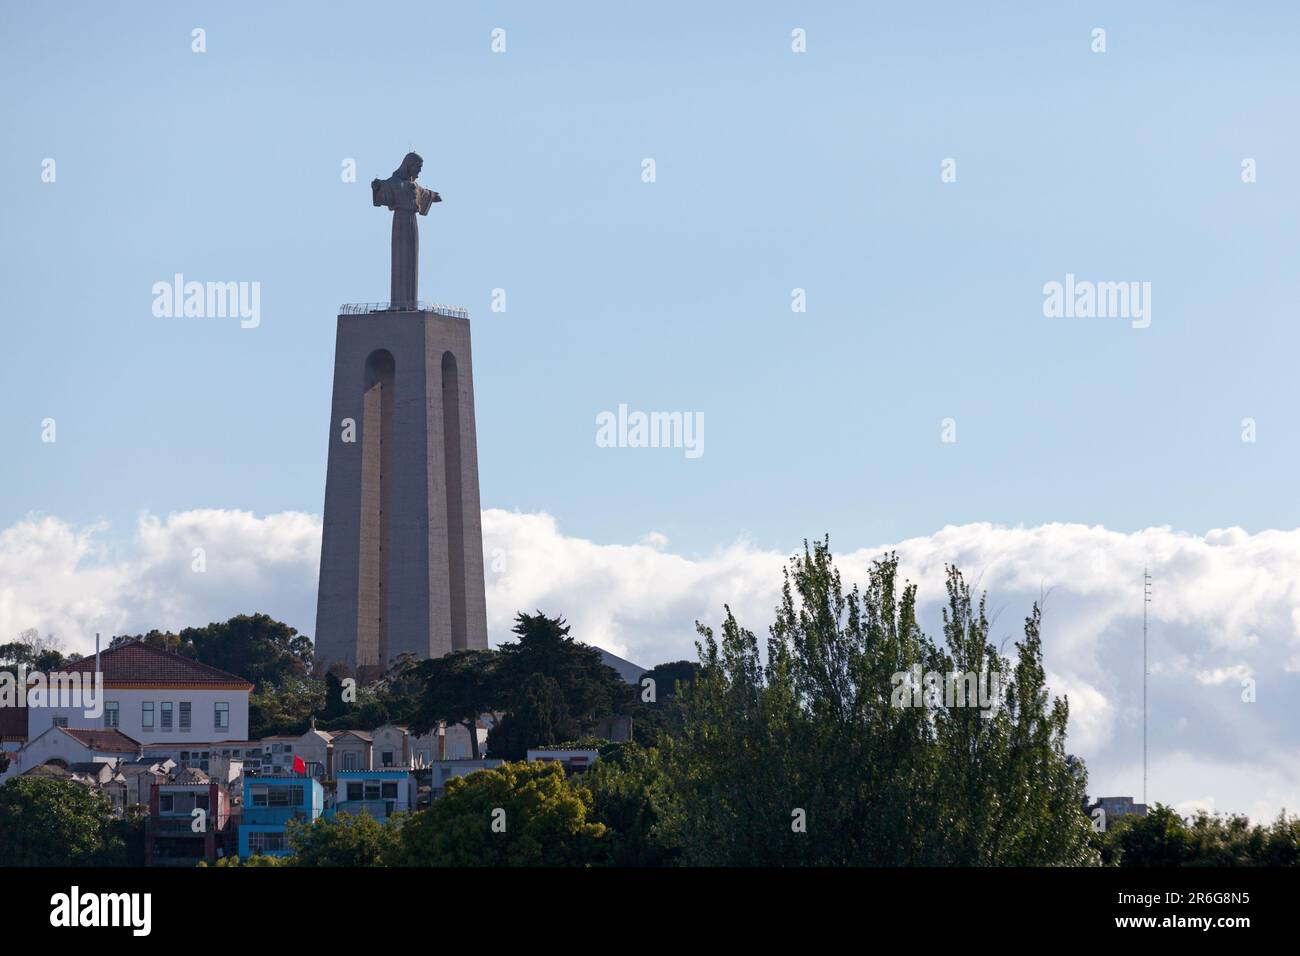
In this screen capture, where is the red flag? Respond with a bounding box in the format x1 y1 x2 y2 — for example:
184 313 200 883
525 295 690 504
292 755 307 775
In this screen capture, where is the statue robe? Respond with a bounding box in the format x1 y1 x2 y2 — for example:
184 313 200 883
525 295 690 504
372 176 437 309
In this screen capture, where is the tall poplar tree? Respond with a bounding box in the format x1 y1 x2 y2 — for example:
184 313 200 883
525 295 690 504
659 538 1096 865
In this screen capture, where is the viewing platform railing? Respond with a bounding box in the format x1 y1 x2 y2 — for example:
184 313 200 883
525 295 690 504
339 302 468 318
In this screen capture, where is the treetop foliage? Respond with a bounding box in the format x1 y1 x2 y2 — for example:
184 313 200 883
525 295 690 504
111 613 313 688
658 538 1096 865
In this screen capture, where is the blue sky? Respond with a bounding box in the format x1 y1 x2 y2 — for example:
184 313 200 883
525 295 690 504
4 2 1299 555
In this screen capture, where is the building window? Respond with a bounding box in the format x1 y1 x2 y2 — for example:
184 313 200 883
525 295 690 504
381 782 398 800
52 716 68 728
251 785 304 808
104 702 119 728
343 753 357 772
158 790 212 816
214 702 229 731
179 702 191 732
248 831 287 854
142 702 154 729
161 702 173 730
347 782 363 801
381 750 394 767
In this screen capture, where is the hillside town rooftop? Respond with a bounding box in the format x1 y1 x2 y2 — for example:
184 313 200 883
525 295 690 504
64 641 253 689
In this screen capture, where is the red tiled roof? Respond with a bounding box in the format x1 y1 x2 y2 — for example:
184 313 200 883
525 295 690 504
62 727 141 752
0 704 26 739
64 642 252 689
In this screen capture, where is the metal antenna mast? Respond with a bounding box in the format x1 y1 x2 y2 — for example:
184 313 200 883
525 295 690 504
1143 568 1152 806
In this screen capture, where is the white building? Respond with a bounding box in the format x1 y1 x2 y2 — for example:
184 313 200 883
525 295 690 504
371 723 410 768
294 721 334 778
334 769 417 820
330 730 373 773
24 641 252 745
255 735 301 774
118 757 174 806
526 747 600 775
410 730 438 768
0 726 141 785
208 740 272 773
443 721 488 760
429 758 503 797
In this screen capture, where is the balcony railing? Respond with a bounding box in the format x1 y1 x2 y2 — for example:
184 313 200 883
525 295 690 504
339 302 468 319
335 799 399 819
149 815 226 834
241 807 312 826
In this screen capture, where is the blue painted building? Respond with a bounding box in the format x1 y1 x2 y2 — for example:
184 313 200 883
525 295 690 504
237 774 324 858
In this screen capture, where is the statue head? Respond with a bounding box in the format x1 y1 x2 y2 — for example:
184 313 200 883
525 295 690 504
395 152 424 181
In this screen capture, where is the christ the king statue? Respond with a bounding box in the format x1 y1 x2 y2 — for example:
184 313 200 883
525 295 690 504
371 152 441 309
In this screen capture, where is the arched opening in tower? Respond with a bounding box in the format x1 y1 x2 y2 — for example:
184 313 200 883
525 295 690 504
360 348 395 670
442 350 468 652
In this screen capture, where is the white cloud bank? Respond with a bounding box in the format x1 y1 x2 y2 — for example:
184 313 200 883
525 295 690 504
2 509 1298 821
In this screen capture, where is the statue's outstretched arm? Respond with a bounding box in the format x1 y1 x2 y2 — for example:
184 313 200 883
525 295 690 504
416 186 442 215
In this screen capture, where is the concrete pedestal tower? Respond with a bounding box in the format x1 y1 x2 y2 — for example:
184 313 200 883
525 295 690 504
314 152 487 676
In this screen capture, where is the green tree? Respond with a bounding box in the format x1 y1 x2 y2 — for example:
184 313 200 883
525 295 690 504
0 777 125 866
248 676 326 739
202 853 283 867
410 648 503 760
248 656 447 739
626 660 701 746
640 660 701 705
1 629 80 674
582 743 678 866
1185 809 1268 866
0 636 38 667
370 654 430 727
285 811 402 866
1102 807 1300 867
114 804 149 866
107 628 186 656
488 673 572 760
658 539 1095 866
1108 804 1193 866
393 760 605 866
1259 812 1300 866
320 668 351 721
113 613 312 688
487 612 628 759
